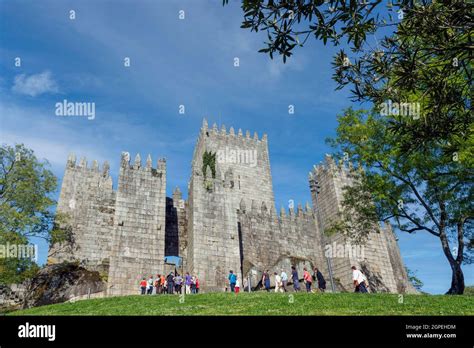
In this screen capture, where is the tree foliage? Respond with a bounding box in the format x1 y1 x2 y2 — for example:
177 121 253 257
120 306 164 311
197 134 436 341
406 267 424 291
0 144 58 284
327 108 472 294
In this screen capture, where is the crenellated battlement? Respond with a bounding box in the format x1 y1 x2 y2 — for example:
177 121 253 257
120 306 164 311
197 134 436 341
66 153 111 177
120 151 166 172
309 154 363 182
200 118 267 144
238 198 313 222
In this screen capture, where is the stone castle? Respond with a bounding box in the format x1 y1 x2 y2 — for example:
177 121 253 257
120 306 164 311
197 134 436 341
48 120 415 296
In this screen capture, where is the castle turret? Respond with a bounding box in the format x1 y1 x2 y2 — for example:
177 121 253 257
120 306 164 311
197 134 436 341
107 152 167 296
186 119 275 291
309 155 411 293
48 154 115 267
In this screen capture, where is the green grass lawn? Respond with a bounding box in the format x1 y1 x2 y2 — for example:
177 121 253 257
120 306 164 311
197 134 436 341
8 292 474 316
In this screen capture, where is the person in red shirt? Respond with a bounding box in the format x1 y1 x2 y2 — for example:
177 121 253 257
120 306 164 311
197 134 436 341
195 276 200 294
139 277 147 295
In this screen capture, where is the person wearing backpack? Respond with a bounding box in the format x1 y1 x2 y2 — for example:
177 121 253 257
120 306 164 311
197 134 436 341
228 270 237 292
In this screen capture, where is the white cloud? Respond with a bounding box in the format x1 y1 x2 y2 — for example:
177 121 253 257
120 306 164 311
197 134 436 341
12 71 59 97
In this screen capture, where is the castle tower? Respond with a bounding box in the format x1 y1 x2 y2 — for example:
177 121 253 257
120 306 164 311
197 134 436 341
107 153 167 296
48 154 115 270
186 120 274 290
309 155 410 292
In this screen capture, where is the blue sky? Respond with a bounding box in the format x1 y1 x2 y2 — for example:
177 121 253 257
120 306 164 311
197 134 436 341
0 0 471 294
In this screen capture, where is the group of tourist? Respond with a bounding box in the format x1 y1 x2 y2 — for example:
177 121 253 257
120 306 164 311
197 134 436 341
141 265 368 295
257 266 327 293
139 272 200 295
227 265 369 293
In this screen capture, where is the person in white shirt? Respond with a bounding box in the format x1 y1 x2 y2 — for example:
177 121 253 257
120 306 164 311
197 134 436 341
280 269 288 292
235 277 241 293
352 266 368 293
147 276 154 295
274 272 283 292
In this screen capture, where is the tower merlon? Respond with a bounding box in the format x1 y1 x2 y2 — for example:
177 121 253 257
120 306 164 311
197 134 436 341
78 156 87 168
102 161 110 177
146 154 152 169
67 153 76 167
91 159 99 171
134 153 141 169
157 157 166 171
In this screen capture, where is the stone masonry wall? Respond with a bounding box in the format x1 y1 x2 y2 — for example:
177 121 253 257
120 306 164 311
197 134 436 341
237 200 328 289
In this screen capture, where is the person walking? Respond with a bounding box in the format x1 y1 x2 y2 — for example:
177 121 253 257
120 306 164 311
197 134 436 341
185 272 192 294
160 274 166 293
139 277 147 295
291 266 300 292
175 273 183 294
303 268 312 293
352 266 368 293
154 274 162 294
228 270 237 292
274 272 283 293
280 269 288 292
313 267 326 293
147 275 154 295
195 276 200 294
262 270 271 292
166 272 175 294
191 275 197 294
235 276 241 293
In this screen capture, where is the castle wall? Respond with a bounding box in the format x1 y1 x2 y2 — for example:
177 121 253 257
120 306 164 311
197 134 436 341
48 154 115 270
237 201 328 289
107 153 167 296
309 155 410 293
382 222 417 293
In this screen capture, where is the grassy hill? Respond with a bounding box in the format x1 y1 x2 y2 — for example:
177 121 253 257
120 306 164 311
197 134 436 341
9 292 474 316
